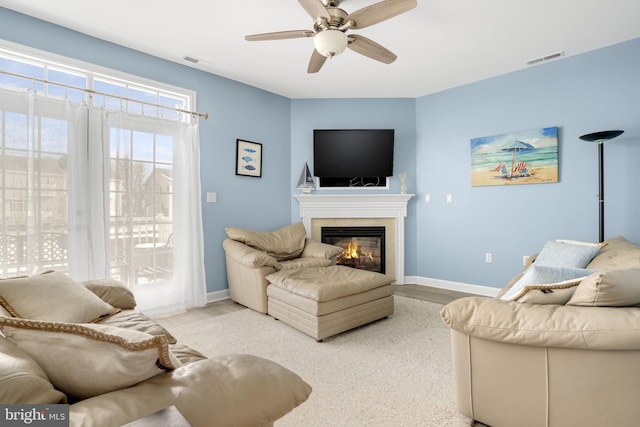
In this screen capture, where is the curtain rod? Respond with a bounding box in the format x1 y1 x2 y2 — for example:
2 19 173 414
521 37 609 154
0 69 208 120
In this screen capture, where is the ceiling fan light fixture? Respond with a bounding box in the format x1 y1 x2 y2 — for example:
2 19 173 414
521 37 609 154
314 29 348 58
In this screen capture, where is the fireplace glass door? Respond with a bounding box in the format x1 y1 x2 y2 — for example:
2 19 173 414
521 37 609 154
321 226 385 273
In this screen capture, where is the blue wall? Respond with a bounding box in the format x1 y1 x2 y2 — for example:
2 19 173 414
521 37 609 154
2 7 639 293
416 38 640 288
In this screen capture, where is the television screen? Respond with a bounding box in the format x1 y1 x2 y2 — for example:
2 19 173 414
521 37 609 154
313 129 394 178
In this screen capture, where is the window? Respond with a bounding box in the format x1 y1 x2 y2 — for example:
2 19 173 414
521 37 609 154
0 43 206 314
109 127 174 285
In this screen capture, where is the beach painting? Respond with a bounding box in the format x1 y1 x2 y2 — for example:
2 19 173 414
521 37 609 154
470 127 558 187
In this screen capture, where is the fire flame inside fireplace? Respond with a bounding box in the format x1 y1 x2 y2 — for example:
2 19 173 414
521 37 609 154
339 241 373 261
322 227 384 273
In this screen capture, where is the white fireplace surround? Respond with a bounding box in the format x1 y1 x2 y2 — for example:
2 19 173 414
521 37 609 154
295 194 414 284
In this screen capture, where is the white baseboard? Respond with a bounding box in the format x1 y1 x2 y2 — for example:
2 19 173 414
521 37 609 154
402 276 500 297
207 289 230 303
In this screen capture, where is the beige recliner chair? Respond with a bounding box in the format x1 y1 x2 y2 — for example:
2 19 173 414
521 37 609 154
222 222 343 313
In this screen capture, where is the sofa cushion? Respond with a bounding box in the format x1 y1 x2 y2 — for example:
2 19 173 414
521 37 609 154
225 222 307 261
300 238 344 259
169 355 312 427
266 265 394 302
440 296 640 350
0 317 181 400
0 305 10 317
534 240 601 268
68 354 312 427
97 310 178 344
169 344 207 365
0 271 119 323
567 267 640 307
82 278 137 309
277 257 333 270
222 238 281 269
500 265 594 304
0 335 67 404
586 236 640 270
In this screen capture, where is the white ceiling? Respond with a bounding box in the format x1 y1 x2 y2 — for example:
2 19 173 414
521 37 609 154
2 0 640 99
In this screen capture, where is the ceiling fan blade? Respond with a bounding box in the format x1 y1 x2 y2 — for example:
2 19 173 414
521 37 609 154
307 49 328 73
347 0 417 29
245 30 314 41
298 0 331 20
347 35 397 64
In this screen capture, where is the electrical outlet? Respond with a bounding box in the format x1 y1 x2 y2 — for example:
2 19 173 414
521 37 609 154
425 194 431 203
206 192 217 203
446 194 453 203
485 252 492 263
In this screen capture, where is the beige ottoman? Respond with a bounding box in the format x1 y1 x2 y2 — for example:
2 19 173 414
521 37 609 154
265 265 395 341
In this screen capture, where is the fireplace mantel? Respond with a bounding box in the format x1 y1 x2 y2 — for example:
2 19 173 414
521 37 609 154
295 194 414 283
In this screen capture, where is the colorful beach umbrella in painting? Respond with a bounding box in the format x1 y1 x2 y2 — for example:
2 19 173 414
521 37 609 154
500 140 535 178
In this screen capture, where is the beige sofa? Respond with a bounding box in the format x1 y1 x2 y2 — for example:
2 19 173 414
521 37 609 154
0 271 311 427
440 236 640 427
223 222 344 313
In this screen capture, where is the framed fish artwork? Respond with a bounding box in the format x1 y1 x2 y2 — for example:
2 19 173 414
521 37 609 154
236 139 262 177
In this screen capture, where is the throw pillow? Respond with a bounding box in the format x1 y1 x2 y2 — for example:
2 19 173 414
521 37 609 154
82 278 137 310
500 265 594 304
0 336 67 404
97 310 178 345
567 267 640 307
300 239 344 259
586 236 640 270
0 317 181 400
276 258 333 270
0 271 119 323
556 239 607 248
534 240 601 268
225 222 307 261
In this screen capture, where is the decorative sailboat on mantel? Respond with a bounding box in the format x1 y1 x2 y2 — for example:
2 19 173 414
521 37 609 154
296 161 315 193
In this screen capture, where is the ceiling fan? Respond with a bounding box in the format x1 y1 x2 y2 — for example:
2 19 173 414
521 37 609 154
245 0 417 73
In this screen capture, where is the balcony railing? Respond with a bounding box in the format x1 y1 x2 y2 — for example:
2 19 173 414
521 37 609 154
1 219 173 283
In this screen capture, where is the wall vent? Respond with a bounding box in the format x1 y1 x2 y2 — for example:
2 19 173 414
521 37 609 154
183 56 200 64
525 51 564 66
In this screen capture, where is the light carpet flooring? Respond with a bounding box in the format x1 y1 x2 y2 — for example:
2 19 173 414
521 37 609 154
156 295 476 426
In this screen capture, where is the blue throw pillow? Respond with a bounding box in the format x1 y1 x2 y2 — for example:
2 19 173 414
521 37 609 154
534 241 601 268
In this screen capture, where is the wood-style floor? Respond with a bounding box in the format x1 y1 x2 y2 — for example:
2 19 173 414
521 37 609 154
154 284 478 327
394 284 477 304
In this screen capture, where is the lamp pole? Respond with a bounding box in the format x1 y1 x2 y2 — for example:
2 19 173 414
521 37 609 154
579 130 624 243
597 142 605 243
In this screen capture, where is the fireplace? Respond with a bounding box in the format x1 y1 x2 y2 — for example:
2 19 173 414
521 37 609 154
321 226 385 273
295 193 413 283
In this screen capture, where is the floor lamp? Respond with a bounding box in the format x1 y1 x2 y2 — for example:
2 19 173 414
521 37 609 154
579 130 624 243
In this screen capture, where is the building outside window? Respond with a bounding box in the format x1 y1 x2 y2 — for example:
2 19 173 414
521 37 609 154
0 45 194 289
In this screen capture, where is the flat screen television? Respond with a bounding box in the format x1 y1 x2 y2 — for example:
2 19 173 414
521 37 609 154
313 129 394 179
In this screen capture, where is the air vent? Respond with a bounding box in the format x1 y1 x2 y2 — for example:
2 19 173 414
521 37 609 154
525 51 564 66
183 56 200 64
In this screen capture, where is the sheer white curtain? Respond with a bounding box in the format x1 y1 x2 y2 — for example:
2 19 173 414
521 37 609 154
104 111 206 314
0 87 206 315
0 88 93 278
